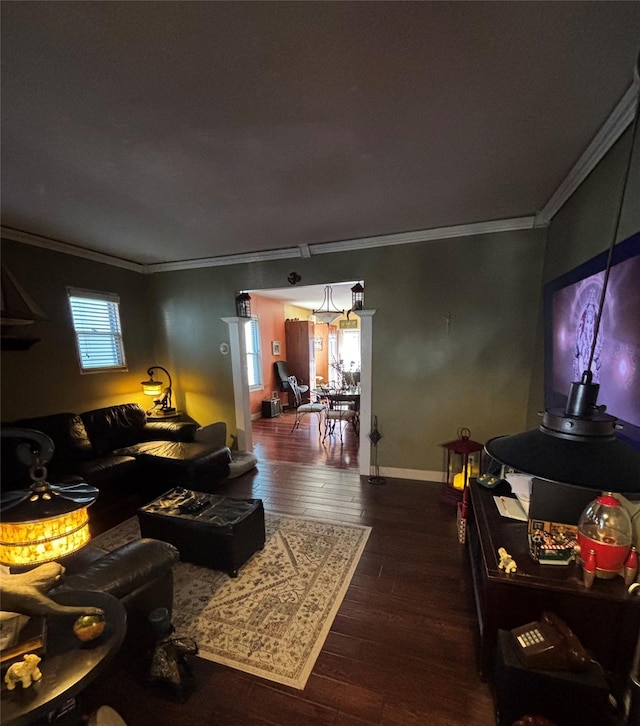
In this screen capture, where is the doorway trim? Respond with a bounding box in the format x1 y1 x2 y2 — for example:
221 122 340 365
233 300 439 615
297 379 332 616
224 308 375 476
222 316 253 452
356 309 376 477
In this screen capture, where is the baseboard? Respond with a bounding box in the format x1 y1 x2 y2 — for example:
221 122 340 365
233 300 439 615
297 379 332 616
376 467 445 483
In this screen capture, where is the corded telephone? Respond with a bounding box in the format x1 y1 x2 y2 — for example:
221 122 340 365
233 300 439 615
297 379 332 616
511 611 591 671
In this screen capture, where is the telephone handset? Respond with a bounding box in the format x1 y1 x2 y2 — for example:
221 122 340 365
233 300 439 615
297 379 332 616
511 611 591 671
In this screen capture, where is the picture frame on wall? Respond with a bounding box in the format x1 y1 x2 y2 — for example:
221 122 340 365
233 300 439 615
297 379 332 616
314 337 323 351
272 341 281 356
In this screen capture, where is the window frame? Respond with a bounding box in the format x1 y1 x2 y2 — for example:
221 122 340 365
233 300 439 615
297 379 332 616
67 287 127 373
245 317 263 391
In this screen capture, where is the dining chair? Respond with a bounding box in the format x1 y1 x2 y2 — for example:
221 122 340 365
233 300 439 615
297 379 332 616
288 376 326 435
322 395 357 445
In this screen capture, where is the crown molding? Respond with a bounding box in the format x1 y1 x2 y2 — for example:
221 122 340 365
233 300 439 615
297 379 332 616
0 226 145 273
2 217 540 274
308 217 538 256
146 216 538 272
537 81 638 225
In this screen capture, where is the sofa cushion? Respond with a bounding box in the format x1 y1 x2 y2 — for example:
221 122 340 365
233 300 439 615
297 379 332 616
75 455 139 486
144 420 197 442
11 412 93 456
81 403 147 457
3 413 93 482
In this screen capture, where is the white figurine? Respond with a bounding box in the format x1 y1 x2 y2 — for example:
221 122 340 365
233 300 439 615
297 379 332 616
4 653 43 689
498 547 517 574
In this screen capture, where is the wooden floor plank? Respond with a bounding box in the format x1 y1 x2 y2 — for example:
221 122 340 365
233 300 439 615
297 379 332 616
82 414 495 725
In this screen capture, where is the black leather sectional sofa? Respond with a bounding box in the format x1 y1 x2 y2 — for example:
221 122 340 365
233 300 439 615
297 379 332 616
2 402 231 533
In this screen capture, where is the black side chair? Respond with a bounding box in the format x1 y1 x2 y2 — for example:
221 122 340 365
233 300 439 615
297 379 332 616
274 361 292 393
274 361 293 409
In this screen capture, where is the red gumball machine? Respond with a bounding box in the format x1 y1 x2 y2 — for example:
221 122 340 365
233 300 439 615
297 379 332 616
576 492 637 588
440 428 483 544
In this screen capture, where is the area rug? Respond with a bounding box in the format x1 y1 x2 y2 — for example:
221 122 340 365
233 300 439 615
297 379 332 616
91 512 371 689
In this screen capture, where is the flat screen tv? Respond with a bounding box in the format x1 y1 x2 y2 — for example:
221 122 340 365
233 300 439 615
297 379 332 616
544 230 640 452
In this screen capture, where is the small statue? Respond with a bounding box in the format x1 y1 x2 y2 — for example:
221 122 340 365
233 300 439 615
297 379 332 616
148 635 198 702
146 608 198 703
4 653 42 690
498 547 517 574
0 563 103 618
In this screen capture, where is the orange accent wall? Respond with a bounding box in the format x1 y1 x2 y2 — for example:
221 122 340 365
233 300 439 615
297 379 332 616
248 294 287 416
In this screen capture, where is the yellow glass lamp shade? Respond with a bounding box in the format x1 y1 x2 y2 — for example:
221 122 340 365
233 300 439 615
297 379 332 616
0 507 92 567
141 378 163 396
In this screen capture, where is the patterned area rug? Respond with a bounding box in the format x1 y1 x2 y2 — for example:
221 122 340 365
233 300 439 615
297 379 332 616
91 512 371 689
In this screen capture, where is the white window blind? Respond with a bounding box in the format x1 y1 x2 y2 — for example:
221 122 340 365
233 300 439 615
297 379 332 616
245 318 262 389
67 288 127 372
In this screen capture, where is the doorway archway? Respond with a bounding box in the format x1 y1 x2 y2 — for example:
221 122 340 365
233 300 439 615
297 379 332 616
224 284 374 476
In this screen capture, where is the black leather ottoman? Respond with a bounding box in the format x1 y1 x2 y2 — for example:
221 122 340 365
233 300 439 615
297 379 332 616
137 487 265 577
113 440 231 491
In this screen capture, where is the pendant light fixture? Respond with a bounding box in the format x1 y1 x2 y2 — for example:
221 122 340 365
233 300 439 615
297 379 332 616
485 53 640 492
313 285 344 325
0 429 98 566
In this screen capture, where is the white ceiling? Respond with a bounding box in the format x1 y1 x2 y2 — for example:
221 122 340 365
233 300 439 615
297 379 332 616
2 2 640 268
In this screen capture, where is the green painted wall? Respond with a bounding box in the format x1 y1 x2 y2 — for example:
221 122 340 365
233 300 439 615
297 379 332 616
1 241 156 419
2 125 636 473
147 228 546 471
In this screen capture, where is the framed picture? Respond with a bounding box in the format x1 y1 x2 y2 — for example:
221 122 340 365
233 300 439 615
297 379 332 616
271 341 281 356
314 337 323 351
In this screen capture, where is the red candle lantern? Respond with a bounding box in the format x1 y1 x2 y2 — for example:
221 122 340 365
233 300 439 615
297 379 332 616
440 428 483 544
441 428 483 505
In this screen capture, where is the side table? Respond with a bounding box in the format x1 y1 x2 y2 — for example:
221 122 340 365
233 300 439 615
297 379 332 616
1 590 127 726
146 411 182 421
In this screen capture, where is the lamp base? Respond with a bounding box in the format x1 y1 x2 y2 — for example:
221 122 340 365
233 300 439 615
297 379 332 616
146 408 180 421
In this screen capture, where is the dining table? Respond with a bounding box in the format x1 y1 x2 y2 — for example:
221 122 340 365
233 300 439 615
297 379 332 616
314 389 360 434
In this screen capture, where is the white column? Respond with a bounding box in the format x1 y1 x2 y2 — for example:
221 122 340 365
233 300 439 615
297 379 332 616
355 309 376 477
222 317 252 452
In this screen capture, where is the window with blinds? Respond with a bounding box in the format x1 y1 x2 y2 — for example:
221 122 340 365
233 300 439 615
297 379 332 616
67 288 127 372
245 317 263 390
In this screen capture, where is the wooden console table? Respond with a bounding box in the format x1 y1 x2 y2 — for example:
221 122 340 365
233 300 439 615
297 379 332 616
466 478 640 702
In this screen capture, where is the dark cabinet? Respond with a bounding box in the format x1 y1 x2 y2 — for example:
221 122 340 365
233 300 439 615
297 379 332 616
285 320 316 388
466 479 640 708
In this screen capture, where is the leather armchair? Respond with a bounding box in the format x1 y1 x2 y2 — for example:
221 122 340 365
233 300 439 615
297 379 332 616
56 538 180 656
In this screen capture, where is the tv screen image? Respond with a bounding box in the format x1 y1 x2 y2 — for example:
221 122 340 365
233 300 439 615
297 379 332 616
544 231 640 451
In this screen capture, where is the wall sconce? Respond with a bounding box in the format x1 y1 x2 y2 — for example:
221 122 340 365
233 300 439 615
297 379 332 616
351 282 364 311
235 292 252 318
141 366 176 415
313 285 344 325
0 429 98 566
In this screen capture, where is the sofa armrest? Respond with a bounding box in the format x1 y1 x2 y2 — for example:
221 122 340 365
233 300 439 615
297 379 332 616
143 421 197 442
56 538 179 599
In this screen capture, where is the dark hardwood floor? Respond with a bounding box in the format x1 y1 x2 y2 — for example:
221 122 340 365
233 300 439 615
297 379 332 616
251 408 360 470
82 411 495 725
